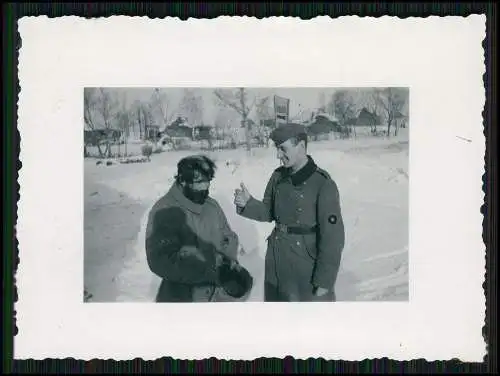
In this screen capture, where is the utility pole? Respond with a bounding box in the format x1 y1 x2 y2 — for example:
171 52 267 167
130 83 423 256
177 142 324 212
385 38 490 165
240 88 251 152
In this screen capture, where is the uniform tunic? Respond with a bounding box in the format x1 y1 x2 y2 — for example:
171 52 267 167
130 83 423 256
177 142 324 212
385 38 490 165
145 183 240 302
237 155 345 302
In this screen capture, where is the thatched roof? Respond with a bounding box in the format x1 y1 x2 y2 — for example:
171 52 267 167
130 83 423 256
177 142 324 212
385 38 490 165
356 108 382 126
307 115 340 135
314 111 337 122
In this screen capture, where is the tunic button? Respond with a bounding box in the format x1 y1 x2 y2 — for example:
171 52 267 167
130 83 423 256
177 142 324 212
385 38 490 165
297 208 302 212
296 241 301 246
300 194 304 198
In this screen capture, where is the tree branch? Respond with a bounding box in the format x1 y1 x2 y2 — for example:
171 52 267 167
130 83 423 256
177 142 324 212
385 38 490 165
214 89 244 116
84 89 97 130
246 95 257 116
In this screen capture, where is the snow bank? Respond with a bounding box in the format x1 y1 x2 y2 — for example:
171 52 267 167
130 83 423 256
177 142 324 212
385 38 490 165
92 135 409 302
114 201 161 302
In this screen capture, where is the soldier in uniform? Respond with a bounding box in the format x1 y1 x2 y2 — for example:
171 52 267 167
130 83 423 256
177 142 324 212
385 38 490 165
145 155 252 302
234 123 345 302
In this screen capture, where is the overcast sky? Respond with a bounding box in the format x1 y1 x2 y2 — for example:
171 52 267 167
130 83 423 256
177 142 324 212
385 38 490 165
94 87 408 126
103 87 340 124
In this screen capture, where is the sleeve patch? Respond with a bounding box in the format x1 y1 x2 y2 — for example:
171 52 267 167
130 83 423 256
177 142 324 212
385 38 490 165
328 215 337 224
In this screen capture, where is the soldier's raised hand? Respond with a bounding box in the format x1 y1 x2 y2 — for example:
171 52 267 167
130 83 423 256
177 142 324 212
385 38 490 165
234 182 251 207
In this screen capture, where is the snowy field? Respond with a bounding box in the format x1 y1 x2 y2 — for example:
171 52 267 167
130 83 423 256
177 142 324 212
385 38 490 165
84 129 409 303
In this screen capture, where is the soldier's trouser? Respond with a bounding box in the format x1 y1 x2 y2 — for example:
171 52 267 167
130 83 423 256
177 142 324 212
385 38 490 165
265 248 336 302
265 230 338 302
264 282 289 302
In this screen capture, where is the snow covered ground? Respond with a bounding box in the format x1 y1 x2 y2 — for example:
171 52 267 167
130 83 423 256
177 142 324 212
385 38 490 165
84 129 409 302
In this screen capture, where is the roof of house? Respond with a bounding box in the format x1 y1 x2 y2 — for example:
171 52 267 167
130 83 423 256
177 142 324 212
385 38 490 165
356 107 382 125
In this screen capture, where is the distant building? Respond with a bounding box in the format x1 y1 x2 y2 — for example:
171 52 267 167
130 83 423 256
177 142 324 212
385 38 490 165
193 125 214 140
307 113 340 136
290 108 318 125
163 117 194 139
84 129 122 146
356 108 382 126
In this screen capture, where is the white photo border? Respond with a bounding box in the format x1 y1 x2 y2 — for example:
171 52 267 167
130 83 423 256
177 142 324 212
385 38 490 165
16 15 486 361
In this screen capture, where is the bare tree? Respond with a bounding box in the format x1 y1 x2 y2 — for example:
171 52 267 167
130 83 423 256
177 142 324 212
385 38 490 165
96 88 120 157
354 88 383 134
142 103 155 141
214 104 240 149
179 89 204 127
214 88 256 152
83 88 105 158
84 88 119 158
374 87 408 137
331 89 357 138
332 89 356 125
255 96 272 125
137 103 143 140
325 97 336 118
214 107 232 139
254 96 273 147
146 101 160 145
84 88 97 130
130 100 154 141
366 94 381 133
150 88 177 131
318 91 327 112
116 91 133 157
130 100 143 140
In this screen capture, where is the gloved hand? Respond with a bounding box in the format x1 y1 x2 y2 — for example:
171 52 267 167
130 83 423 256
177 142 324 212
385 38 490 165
215 252 241 272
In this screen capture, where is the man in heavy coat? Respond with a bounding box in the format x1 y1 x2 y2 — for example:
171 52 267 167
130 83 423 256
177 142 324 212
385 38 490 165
234 123 346 302
145 155 248 302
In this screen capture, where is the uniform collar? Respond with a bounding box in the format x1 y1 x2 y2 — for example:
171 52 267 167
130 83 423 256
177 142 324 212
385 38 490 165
284 155 317 186
168 182 204 214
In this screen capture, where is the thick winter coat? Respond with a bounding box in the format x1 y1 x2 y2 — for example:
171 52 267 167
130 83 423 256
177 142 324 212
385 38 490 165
237 155 345 302
145 183 240 302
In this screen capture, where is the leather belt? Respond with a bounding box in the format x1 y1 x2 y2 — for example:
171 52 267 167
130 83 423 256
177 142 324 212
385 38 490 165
275 223 318 235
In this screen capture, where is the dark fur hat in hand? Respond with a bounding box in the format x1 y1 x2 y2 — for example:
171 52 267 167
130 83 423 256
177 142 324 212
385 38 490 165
217 260 253 299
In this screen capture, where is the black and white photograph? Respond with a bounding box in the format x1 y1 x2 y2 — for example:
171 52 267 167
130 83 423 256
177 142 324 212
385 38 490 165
16 15 486 361
83 87 410 303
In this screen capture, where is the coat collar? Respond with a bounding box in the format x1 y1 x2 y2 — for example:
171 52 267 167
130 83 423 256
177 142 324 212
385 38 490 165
168 182 204 214
281 155 318 186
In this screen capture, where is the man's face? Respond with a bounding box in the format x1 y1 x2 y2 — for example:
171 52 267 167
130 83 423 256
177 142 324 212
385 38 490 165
187 169 211 191
276 138 304 168
181 169 211 204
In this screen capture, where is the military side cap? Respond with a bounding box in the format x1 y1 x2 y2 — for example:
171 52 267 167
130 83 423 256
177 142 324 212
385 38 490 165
270 123 307 145
217 261 254 299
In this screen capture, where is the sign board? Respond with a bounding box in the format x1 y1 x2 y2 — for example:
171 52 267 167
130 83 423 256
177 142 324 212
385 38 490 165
273 95 290 125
